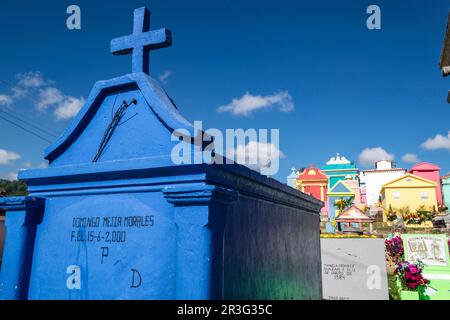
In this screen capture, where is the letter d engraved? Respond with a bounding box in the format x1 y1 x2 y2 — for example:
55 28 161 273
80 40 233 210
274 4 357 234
131 269 142 288
66 265 81 290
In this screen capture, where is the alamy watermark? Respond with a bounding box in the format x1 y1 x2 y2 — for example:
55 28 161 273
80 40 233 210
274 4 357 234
366 265 382 290
66 5 81 30
170 121 282 176
65 5 381 31
366 5 381 30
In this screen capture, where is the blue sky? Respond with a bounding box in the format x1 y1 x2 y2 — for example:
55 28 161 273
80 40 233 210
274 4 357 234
0 0 449 182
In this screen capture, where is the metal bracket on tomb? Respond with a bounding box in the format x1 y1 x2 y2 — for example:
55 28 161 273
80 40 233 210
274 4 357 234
92 98 138 163
162 185 239 206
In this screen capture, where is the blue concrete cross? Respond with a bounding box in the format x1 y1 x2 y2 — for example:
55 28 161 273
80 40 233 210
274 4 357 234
111 7 172 75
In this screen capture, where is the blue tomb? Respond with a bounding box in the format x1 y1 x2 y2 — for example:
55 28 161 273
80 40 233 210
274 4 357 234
0 7 323 300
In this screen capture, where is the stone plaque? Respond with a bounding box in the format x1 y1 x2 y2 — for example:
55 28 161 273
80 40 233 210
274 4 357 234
403 234 449 267
321 238 389 300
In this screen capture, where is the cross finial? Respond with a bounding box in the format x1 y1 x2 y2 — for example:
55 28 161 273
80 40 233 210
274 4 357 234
111 7 172 75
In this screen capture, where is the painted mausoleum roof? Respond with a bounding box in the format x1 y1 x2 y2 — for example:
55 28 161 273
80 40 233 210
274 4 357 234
298 165 327 181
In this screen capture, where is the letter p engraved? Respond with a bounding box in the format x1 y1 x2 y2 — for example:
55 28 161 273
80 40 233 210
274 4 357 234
101 247 109 264
66 265 81 290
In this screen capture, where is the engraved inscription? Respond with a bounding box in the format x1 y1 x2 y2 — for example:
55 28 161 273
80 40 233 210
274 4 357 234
323 263 356 281
70 215 155 244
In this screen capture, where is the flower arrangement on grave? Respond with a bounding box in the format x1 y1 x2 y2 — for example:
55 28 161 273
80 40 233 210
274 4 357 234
397 206 411 222
395 261 429 292
385 236 404 264
401 205 437 225
385 205 397 222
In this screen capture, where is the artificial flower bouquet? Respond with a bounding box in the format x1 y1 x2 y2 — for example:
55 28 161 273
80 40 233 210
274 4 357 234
385 236 404 265
395 261 430 300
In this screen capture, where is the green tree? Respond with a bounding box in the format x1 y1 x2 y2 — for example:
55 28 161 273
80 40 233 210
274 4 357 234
334 197 352 213
0 179 28 196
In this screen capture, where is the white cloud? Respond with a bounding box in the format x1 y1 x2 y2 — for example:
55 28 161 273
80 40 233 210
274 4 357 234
5 171 18 181
358 147 394 167
0 72 84 120
36 86 84 120
158 70 173 84
226 141 285 173
20 161 47 170
36 87 85 120
217 91 294 117
16 71 46 88
37 87 64 110
11 86 27 98
37 87 84 120
0 161 48 181
401 153 420 164
37 161 48 168
421 131 450 151
11 71 46 99
0 170 19 181
22 161 32 168
0 149 21 165
0 94 12 106
54 96 85 120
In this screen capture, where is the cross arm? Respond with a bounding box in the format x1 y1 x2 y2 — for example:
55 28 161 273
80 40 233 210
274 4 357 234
111 28 172 55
